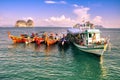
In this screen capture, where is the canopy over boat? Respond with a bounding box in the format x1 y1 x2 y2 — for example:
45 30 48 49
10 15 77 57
67 28 82 34
67 28 100 34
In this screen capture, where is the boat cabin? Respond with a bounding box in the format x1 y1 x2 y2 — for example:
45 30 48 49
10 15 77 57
67 28 101 46
84 29 101 45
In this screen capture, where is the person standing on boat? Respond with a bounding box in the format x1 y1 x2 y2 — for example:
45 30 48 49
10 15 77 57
61 34 66 45
31 33 35 38
92 33 96 43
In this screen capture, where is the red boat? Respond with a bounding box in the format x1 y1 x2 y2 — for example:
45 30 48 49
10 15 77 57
8 32 33 44
34 36 44 45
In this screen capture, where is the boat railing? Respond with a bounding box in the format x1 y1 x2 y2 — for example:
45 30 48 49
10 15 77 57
87 43 105 48
73 25 93 33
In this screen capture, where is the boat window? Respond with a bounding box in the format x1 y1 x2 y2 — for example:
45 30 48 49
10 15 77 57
89 33 92 38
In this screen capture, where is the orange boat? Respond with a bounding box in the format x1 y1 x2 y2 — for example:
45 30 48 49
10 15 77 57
34 36 44 45
45 35 58 46
45 38 58 46
8 32 32 44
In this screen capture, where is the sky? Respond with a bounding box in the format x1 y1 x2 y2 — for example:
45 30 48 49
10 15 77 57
0 0 120 28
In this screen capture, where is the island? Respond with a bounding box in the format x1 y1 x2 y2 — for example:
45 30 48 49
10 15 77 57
15 19 34 27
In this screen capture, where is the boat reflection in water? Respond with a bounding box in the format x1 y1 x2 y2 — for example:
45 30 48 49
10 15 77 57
8 42 59 56
71 45 108 79
100 56 107 78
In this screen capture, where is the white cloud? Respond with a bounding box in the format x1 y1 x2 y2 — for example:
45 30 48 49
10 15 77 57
45 1 56 4
73 4 79 7
39 6 104 27
73 6 90 23
45 0 66 4
92 16 102 25
40 15 75 27
73 6 104 26
47 15 68 21
23 17 33 21
73 4 83 8
27 17 34 20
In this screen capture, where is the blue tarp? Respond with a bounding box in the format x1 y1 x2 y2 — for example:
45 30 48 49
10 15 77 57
67 28 81 34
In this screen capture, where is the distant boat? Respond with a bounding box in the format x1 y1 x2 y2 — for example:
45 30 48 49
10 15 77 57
67 22 109 56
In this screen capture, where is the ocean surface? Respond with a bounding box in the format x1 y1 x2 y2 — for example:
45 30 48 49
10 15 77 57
0 27 120 80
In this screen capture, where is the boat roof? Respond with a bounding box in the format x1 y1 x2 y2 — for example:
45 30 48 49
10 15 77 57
67 28 82 34
85 29 100 33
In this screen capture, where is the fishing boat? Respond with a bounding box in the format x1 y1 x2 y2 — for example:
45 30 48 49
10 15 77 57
45 37 58 46
44 33 58 46
67 22 109 56
34 36 44 45
58 34 70 47
8 32 33 44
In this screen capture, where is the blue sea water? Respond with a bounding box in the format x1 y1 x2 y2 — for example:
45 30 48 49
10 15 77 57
0 27 120 80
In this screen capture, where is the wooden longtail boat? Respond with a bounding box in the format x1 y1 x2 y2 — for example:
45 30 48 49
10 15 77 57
34 37 44 45
8 32 33 44
45 38 58 46
45 35 58 46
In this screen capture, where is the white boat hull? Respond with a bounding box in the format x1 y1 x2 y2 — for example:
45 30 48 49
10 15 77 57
73 42 107 56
